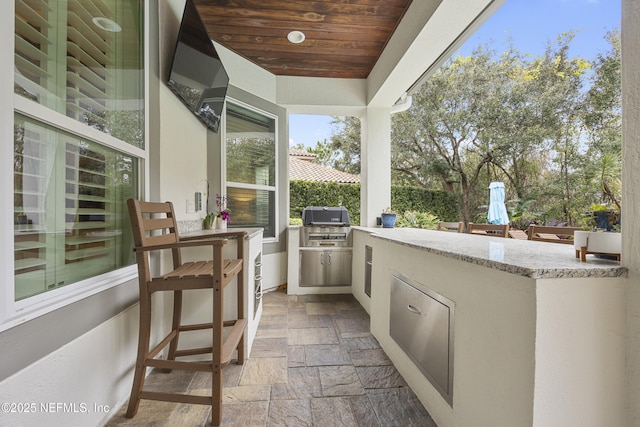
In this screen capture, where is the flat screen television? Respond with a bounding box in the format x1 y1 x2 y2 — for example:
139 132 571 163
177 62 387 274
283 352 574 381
167 0 229 133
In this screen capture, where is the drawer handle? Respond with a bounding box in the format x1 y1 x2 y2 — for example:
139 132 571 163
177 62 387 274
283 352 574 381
255 275 262 281
407 304 421 315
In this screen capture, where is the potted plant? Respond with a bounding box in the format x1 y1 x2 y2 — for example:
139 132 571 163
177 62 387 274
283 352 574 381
585 203 620 232
381 207 397 228
203 212 216 230
202 194 231 230
214 194 230 229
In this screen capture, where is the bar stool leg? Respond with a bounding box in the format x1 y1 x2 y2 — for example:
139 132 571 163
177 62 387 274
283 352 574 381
126 291 152 417
211 284 223 426
167 290 183 368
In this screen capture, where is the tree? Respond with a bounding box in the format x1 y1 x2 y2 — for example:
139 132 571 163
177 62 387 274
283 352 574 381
391 44 551 224
323 30 621 226
291 117 361 175
390 32 610 226
526 33 591 224
327 116 361 175
583 30 622 210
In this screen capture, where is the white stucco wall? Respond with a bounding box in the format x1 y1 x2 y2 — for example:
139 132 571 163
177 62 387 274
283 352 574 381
622 1 640 425
216 43 277 105
367 234 536 427
533 278 626 427
159 0 209 219
0 302 140 426
361 108 392 226
359 229 627 427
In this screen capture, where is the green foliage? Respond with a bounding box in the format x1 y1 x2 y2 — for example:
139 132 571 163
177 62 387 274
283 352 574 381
302 117 361 175
203 213 216 229
389 30 620 227
395 211 440 229
505 198 539 230
391 186 458 221
227 137 275 185
289 180 459 225
327 117 361 175
289 180 362 224
293 31 621 229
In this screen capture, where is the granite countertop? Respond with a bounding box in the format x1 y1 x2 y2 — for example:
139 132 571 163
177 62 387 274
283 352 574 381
353 226 626 279
181 227 263 241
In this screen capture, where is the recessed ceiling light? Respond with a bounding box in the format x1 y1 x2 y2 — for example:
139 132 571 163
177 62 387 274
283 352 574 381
287 30 305 44
92 17 122 33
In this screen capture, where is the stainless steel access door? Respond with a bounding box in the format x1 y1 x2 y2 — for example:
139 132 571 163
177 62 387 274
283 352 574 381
299 248 352 287
299 249 324 287
324 249 352 286
390 273 455 405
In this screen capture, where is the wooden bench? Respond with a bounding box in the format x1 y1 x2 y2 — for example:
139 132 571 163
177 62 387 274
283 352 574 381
467 223 509 238
437 221 464 233
527 225 583 244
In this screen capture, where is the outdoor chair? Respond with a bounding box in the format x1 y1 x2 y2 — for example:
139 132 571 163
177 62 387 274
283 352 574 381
437 221 464 233
125 199 246 426
508 228 529 240
527 225 583 244
467 223 509 238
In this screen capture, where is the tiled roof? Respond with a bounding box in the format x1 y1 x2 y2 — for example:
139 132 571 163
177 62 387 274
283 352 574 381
289 147 317 159
289 156 360 183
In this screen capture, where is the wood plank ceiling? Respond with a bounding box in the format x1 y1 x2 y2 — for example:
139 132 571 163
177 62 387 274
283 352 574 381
193 0 415 79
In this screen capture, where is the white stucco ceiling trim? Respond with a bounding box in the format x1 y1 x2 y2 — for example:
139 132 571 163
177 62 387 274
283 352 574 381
367 0 506 108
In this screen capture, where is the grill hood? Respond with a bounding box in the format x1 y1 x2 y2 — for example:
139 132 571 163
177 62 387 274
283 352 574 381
302 206 350 227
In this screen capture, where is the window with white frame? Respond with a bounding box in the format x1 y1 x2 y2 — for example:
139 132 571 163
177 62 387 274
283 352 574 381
225 101 277 239
12 0 143 303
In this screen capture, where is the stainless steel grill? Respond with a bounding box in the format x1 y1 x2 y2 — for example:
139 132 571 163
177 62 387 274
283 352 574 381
300 226 352 248
299 206 352 287
302 206 350 227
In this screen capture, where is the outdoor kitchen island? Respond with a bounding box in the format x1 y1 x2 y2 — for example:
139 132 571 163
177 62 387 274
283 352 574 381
350 227 627 427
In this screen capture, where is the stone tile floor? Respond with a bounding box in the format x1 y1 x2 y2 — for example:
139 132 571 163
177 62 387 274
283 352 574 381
105 290 437 426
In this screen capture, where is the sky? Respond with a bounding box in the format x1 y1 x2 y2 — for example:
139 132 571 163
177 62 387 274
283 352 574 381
289 0 621 149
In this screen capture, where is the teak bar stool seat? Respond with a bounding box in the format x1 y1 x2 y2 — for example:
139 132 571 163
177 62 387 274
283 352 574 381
125 199 246 426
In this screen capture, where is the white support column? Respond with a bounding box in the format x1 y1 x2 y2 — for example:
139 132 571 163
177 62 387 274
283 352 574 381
360 107 392 226
622 0 640 424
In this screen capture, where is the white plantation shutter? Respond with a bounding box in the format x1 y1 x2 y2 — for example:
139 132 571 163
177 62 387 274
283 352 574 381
14 116 137 300
15 0 143 147
13 118 54 299
12 0 142 302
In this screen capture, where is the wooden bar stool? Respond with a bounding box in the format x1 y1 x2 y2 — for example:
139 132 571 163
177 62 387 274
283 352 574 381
125 199 246 426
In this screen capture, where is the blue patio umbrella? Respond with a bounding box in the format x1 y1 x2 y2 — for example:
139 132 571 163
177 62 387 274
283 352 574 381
488 181 510 225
